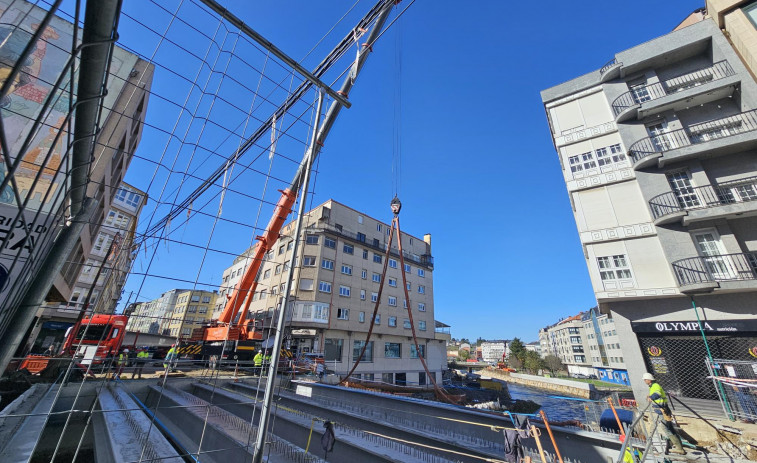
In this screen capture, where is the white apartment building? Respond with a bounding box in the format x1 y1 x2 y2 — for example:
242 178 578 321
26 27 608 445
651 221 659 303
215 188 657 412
541 16 757 406
126 289 186 335
480 340 507 363
582 308 629 385
539 314 593 377
218 199 447 386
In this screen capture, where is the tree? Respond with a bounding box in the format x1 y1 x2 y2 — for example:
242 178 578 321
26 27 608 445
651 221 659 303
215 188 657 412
458 349 470 360
509 338 526 363
523 350 545 374
508 355 523 370
476 337 486 346
543 355 565 375
459 338 471 345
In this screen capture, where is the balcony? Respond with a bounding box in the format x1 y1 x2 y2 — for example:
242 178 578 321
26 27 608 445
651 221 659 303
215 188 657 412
628 109 757 169
612 61 735 121
648 176 757 225
599 58 622 82
318 224 434 269
672 252 757 293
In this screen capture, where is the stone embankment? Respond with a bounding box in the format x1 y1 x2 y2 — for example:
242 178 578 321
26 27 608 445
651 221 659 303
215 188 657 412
480 368 596 399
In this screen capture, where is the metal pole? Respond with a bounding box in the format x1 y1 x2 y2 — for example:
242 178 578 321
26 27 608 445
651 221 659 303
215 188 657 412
252 91 324 463
70 0 121 216
198 0 350 109
0 198 97 375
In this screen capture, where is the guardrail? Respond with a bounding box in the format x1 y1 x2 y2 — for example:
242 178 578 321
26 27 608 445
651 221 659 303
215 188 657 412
648 176 757 220
672 252 757 286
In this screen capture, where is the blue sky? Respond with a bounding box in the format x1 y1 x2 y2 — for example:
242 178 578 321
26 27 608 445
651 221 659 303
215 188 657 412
112 0 704 342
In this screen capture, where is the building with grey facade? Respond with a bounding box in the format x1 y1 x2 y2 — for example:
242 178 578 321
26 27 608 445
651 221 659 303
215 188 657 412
538 313 593 377
217 199 447 386
582 308 629 385
541 17 757 406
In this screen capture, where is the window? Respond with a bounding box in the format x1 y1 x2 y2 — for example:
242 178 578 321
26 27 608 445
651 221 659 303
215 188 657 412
341 265 352 275
287 241 294 251
357 232 366 243
403 299 407 308
303 256 316 267
388 316 397 327
404 264 411 273
324 237 336 249
574 355 586 363
275 264 282 275
322 259 334 270
568 152 596 173
418 303 425 312
373 238 380 247
202 296 211 303
373 253 382 263
337 308 349 320
667 171 700 209
353 340 373 362
597 255 632 280
410 344 425 358
188 305 197 313
299 278 314 291
339 285 351 297
284 260 290 271
362 249 368 259
198 307 207 314
278 245 285 255
406 282 411 290
595 144 626 166
570 336 581 344
263 269 271 279
343 244 354 254
417 268 425 277
388 296 397 306
418 285 425 294
325 338 343 361
377 223 382 232
114 187 141 208
359 311 365 323
389 258 398 269
371 292 378 302
374 314 381 324
361 269 367 279
385 342 401 358
360 289 366 300
572 346 584 353
191 295 200 302
306 235 319 245
388 278 397 287
419 321 426 331
260 289 267 299
403 319 411 329
745 1 757 28
318 281 332 293
372 273 381 283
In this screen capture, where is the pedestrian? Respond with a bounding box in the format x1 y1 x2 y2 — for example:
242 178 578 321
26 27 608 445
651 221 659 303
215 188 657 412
253 350 263 375
643 372 685 455
45 343 56 357
164 344 177 371
113 348 129 380
132 348 149 379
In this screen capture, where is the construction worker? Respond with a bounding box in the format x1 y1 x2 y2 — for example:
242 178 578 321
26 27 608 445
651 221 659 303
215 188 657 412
264 350 272 370
253 350 263 375
113 348 129 380
132 348 149 379
164 344 177 371
643 372 685 455
619 435 643 462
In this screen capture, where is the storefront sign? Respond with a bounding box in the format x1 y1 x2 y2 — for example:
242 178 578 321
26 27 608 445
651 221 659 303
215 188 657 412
650 357 668 374
647 346 662 357
632 319 757 334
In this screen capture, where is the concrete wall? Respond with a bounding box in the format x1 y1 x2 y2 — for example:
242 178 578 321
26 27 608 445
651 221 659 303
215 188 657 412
481 368 596 399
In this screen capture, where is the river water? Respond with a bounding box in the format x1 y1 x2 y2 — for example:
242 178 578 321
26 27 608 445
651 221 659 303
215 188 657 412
507 382 598 422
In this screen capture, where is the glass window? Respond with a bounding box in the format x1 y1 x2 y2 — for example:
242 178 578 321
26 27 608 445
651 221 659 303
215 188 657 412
343 244 354 254
374 314 380 324
372 273 381 283
385 342 401 358
371 292 378 303
263 269 271 279
357 232 366 243
388 278 397 287
410 344 426 358
417 268 425 277
373 253 382 263
359 311 365 323
353 340 373 362
597 254 632 281
362 249 368 259
388 316 397 327
568 151 597 173
325 338 343 361
403 319 411 329
306 235 319 245
388 296 397 306
418 303 425 311
337 308 349 320
339 286 351 297
278 245 286 255
360 289 366 300
322 259 334 270
744 2 757 28
419 321 426 331
287 241 294 251
324 237 336 249
318 281 332 293
418 285 425 294
389 259 398 268
341 265 352 275
377 223 382 232
275 264 282 275
299 278 314 291
404 263 411 273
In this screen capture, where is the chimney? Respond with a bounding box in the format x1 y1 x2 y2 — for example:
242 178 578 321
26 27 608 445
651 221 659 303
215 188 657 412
423 233 431 246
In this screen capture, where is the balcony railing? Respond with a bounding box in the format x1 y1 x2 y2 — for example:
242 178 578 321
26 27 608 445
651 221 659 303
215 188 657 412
672 252 757 286
612 61 734 117
628 108 757 165
648 176 757 220
317 224 434 269
600 58 621 76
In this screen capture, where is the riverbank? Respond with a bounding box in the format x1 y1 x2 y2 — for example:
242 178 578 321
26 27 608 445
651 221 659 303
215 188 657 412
480 368 596 399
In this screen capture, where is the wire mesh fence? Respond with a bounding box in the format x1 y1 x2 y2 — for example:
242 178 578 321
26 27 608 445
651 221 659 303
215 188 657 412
706 357 757 422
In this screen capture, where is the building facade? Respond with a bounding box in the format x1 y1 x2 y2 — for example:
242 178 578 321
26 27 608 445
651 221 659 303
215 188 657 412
126 289 185 335
582 308 629 385
218 199 446 386
539 314 594 377
707 1 757 77
541 17 757 404
163 290 218 338
480 340 508 363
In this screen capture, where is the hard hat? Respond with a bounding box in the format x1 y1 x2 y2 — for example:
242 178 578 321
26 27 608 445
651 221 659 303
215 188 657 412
123 348 129 353
642 373 655 381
